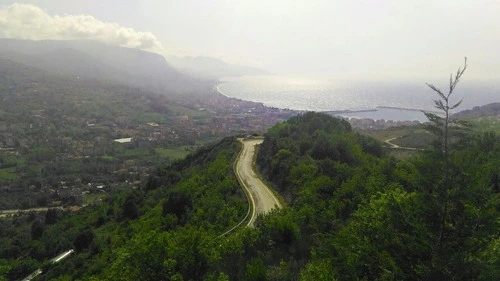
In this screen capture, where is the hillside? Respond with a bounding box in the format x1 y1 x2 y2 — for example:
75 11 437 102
0 57 294 210
0 137 246 280
452 102 500 119
1 112 497 280
167 55 268 79
0 38 206 96
0 58 202 209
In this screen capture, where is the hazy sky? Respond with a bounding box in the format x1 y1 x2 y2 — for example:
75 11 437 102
1 0 499 80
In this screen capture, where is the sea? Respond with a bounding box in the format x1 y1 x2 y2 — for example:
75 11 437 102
217 75 500 122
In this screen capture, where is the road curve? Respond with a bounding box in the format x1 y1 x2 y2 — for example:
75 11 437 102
384 136 424 151
235 138 282 227
384 136 402 148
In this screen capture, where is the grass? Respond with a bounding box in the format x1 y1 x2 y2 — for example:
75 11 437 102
391 132 434 149
360 126 430 159
116 148 154 159
155 146 197 160
134 112 168 123
82 193 107 205
166 104 209 119
155 139 217 160
469 117 500 133
0 167 17 181
387 149 422 159
360 126 427 142
99 155 117 161
361 116 500 160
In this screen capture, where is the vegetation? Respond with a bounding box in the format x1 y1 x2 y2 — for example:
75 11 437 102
452 102 500 119
256 111 499 280
0 137 246 280
0 109 498 280
0 58 266 210
0 59 498 280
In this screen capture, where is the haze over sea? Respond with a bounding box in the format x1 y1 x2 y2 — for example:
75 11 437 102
218 75 500 122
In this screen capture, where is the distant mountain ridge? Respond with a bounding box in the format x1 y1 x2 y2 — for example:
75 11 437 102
0 38 204 94
0 39 267 91
167 55 268 79
452 102 500 119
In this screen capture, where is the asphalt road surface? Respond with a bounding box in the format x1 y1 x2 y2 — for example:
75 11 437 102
235 138 282 226
384 136 423 151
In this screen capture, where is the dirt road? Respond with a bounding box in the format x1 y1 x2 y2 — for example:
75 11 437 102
235 138 282 226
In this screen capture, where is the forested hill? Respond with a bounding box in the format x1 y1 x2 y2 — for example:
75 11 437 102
0 137 247 280
0 58 222 210
1 113 499 280
255 112 500 280
452 102 500 119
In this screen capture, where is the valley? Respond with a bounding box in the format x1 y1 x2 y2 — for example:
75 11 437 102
0 38 498 281
0 47 295 210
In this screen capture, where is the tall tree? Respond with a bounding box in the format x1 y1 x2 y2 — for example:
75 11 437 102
423 57 468 246
30 220 44 240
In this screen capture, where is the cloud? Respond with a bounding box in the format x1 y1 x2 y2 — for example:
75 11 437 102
0 3 162 49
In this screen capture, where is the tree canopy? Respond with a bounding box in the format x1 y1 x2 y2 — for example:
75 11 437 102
1 112 499 280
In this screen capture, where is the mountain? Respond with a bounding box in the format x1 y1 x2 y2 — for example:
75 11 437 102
166 55 268 79
0 52 294 210
452 102 500 119
0 57 214 199
0 38 206 94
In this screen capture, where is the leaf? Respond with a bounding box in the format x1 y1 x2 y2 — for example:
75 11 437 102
451 119 471 127
450 98 463 109
426 83 446 100
423 112 444 125
434 100 445 110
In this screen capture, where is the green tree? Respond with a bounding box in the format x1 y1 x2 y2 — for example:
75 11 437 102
5 258 39 281
103 232 170 281
244 258 267 281
121 199 139 220
300 259 338 281
423 58 469 246
30 219 44 240
45 208 59 225
73 228 95 252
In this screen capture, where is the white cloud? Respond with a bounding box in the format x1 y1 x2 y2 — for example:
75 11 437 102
0 3 162 49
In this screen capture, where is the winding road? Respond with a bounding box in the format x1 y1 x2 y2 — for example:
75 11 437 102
384 136 423 151
21 138 280 281
235 138 282 227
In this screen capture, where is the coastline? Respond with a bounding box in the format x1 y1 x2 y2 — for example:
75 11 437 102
214 81 428 120
215 82 430 122
215 83 229 98
377 106 441 115
215 75 500 120
323 109 377 114
213 82 431 127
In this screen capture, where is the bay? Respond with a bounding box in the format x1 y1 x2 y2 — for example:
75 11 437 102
218 75 500 122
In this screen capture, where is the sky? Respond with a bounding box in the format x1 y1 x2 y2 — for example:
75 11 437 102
0 0 499 80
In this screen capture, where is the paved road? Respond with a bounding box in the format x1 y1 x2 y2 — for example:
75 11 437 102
384 136 423 151
0 207 64 218
235 139 282 227
22 250 74 281
385 136 402 148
